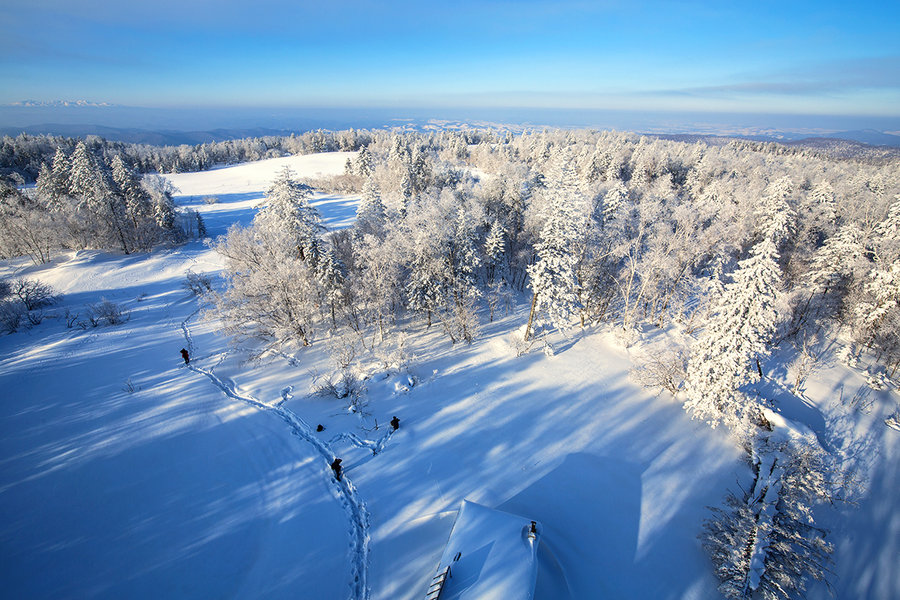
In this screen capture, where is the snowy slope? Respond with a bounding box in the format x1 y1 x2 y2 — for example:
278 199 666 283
1 153 896 600
167 151 360 237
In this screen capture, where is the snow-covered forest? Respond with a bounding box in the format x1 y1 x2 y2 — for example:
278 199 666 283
1 128 898 599
0 128 373 182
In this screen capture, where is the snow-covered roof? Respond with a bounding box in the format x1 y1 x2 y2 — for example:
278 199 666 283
431 500 539 600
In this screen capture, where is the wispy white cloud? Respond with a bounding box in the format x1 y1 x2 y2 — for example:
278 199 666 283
646 56 900 98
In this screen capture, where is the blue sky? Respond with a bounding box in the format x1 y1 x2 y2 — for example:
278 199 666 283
1 0 898 116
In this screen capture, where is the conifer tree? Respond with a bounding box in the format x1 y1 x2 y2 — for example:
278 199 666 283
524 162 586 340
256 167 323 265
484 218 507 284
684 238 783 431
354 179 387 239
317 242 345 329
68 141 131 253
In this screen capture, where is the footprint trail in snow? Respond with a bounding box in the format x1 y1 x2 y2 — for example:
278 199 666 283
180 311 375 600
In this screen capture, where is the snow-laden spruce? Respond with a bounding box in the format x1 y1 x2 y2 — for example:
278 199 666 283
683 237 783 431
524 161 587 340
255 166 324 266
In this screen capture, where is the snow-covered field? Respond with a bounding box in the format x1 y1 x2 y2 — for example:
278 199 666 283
1 153 897 599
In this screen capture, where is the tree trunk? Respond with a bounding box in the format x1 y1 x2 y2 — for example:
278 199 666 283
524 293 538 341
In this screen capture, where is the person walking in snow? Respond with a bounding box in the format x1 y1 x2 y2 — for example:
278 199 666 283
331 458 343 481
390 416 400 431
180 348 190 365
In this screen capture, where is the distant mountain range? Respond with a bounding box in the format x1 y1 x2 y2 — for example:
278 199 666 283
7 100 117 108
2 119 900 150
0 123 297 145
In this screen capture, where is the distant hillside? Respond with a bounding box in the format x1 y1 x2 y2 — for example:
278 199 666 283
824 129 900 147
0 124 297 146
785 137 900 161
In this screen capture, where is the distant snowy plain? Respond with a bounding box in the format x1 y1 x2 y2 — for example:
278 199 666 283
1 152 896 599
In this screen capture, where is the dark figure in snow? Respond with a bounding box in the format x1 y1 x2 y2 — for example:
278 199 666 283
390 416 400 431
530 521 537 534
331 458 343 481
180 348 190 365
316 424 325 432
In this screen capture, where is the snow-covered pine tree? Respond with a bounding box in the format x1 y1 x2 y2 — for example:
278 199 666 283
354 179 387 239
140 174 177 232
871 195 900 265
702 491 757 599
484 218 507 284
404 220 449 330
317 242 345 329
67 141 106 202
684 174 795 432
805 223 868 294
524 160 587 341
853 197 900 372
255 166 323 266
354 145 373 177
445 205 482 343
805 180 838 241
448 205 481 303
36 146 71 208
67 141 131 253
111 155 156 250
683 237 783 431
756 176 796 246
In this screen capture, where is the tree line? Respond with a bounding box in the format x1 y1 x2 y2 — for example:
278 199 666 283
0 128 385 183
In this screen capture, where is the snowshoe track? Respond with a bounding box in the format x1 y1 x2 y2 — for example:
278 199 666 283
180 314 371 600
329 430 396 455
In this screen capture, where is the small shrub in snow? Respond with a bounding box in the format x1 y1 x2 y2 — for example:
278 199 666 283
394 373 417 393
886 409 900 431
313 368 366 408
203 196 220 204
0 300 25 333
542 339 555 357
63 308 79 328
836 344 860 368
614 326 640 348
11 278 58 311
631 348 688 396
183 270 212 296
0 280 10 299
325 334 357 370
512 335 534 357
374 331 412 373
88 299 130 327
865 369 888 391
